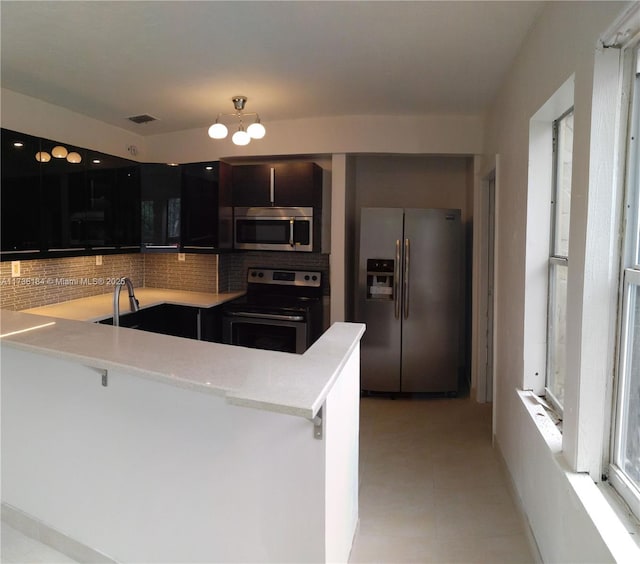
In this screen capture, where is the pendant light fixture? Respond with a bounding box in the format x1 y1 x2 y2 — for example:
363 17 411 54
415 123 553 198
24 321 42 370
208 96 266 146
34 144 82 164
51 145 68 159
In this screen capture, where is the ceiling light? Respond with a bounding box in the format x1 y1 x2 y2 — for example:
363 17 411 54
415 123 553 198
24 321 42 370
208 96 266 146
66 152 82 164
35 151 51 163
52 145 68 158
208 121 228 139
232 126 250 146
247 119 266 140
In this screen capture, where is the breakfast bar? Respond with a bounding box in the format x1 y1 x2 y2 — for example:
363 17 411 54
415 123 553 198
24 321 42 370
0 309 365 563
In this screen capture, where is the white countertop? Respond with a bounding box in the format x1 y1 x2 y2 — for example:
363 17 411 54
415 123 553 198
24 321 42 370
22 288 245 322
0 304 365 419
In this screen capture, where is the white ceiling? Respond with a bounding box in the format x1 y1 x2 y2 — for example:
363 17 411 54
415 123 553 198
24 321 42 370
1 1 544 136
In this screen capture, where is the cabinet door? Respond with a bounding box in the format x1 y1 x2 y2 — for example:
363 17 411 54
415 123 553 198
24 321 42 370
84 150 140 249
82 150 117 247
140 304 198 339
231 164 271 206
114 163 141 248
200 306 223 342
272 162 322 207
230 162 322 208
1 129 42 253
182 162 219 249
40 138 86 250
140 164 181 249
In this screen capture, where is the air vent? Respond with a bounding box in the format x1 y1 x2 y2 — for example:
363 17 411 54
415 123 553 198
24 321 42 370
127 114 158 124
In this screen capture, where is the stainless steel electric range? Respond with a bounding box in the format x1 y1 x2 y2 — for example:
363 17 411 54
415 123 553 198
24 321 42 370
222 268 324 354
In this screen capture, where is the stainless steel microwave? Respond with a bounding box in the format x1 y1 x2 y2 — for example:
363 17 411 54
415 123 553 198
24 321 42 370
234 207 314 252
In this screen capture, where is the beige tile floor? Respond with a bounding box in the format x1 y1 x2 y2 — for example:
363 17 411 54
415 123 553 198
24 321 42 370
350 395 536 563
1 396 535 563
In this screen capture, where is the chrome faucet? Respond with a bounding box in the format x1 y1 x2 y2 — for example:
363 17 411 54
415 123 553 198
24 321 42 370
113 277 140 327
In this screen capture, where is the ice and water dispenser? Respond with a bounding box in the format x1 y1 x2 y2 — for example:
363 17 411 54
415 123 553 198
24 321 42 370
365 259 394 300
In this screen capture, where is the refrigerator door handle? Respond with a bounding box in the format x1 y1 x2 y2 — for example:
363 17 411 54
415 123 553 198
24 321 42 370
404 238 410 319
395 239 401 319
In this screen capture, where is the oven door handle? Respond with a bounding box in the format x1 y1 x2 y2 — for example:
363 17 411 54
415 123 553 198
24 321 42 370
225 311 305 322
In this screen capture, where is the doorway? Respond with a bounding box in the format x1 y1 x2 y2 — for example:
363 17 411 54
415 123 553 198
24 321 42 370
477 170 496 403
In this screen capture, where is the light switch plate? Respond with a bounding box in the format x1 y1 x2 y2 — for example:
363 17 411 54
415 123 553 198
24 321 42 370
178 253 185 262
11 261 20 278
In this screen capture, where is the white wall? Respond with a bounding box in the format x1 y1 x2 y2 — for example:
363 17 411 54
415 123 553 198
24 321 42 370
1 88 484 163
2 339 362 563
144 114 484 163
482 1 639 561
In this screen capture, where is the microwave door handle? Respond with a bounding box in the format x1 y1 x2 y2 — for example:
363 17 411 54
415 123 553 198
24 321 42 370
289 218 295 247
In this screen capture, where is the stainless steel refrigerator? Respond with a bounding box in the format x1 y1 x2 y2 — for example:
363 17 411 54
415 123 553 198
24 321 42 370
356 207 462 393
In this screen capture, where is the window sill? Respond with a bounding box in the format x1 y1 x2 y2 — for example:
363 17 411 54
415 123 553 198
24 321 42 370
518 389 562 453
597 480 640 552
517 389 640 561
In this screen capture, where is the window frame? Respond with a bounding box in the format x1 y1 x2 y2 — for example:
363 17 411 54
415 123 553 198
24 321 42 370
610 41 640 521
545 107 574 415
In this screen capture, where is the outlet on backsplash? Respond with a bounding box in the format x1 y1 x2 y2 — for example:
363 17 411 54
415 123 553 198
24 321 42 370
96 255 103 266
11 261 20 277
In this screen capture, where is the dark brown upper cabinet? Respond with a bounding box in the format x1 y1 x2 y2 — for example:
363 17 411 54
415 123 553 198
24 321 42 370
230 162 322 208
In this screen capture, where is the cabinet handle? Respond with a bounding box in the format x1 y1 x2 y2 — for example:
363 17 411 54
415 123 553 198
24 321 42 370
404 238 410 319
270 167 275 205
394 240 401 320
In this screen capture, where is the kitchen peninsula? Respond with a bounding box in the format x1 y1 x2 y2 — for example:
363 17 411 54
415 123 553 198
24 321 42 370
0 307 364 563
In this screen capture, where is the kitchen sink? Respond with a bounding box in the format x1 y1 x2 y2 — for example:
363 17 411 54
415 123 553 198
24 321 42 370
97 303 223 342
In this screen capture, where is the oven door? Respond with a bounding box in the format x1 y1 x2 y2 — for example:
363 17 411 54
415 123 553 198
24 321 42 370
222 312 308 354
234 207 313 252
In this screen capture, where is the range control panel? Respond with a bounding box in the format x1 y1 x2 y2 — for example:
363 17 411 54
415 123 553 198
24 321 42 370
247 268 321 287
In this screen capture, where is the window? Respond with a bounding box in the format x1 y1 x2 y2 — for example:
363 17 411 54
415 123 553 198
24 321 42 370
611 44 640 520
546 108 574 412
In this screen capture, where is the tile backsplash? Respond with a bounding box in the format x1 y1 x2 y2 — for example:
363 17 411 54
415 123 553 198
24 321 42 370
144 253 217 293
0 254 144 311
1 251 329 311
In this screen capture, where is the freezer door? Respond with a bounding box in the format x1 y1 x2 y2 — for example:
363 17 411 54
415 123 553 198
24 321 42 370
356 207 404 392
401 208 461 393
